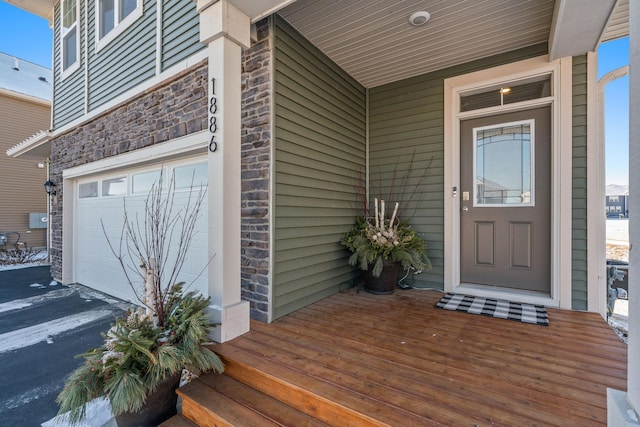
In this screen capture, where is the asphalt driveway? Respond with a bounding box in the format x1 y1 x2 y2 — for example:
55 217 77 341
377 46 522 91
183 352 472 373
0 266 123 426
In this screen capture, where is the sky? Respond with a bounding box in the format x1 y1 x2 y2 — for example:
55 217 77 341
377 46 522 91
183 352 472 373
0 1 631 185
0 2 52 68
598 37 630 186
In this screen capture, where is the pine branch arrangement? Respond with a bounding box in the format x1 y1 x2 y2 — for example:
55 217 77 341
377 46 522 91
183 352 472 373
56 284 223 424
340 198 431 277
57 169 223 424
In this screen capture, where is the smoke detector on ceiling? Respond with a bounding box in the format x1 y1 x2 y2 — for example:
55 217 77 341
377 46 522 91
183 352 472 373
409 11 431 26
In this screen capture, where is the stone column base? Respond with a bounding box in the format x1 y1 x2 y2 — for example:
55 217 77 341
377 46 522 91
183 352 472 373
207 300 250 343
608 388 640 426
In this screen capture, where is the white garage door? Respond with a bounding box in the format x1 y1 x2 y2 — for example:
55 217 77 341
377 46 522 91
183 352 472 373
74 158 209 304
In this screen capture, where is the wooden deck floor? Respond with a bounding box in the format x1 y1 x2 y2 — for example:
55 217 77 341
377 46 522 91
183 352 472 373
208 289 627 426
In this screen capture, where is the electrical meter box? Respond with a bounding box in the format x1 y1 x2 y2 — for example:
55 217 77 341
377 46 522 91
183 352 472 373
29 212 48 229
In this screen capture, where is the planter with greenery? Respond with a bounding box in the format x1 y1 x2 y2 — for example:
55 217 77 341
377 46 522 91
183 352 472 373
341 198 431 293
56 172 223 426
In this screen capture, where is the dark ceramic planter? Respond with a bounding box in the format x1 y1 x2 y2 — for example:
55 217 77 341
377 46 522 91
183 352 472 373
115 374 181 427
363 260 401 294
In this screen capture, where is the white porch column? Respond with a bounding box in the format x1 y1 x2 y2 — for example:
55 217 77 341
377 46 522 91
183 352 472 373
608 1 640 425
197 0 250 343
628 0 640 415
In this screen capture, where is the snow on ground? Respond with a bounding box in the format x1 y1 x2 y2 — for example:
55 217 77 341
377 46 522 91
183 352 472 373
0 249 49 271
42 397 116 427
610 299 629 344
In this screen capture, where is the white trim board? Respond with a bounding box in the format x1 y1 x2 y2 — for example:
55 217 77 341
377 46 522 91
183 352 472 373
443 55 573 309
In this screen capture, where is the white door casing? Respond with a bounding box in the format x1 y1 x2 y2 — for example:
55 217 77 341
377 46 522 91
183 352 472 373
444 55 573 308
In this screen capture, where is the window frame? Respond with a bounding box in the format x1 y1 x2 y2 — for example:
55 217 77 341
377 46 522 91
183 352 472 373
60 0 80 80
95 0 143 52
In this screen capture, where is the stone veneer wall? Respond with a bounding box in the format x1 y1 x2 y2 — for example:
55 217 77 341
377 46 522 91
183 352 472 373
49 62 209 280
50 21 275 323
240 17 273 323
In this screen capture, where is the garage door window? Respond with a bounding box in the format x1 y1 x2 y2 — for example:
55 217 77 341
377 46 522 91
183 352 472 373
102 177 127 196
174 163 207 189
132 170 162 194
79 182 98 198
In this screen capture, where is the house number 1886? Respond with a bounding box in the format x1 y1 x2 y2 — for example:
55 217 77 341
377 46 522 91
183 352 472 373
209 78 218 152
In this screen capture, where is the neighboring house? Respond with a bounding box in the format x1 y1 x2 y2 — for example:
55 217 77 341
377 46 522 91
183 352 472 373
0 52 51 250
606 184 629 217
5 0 639 420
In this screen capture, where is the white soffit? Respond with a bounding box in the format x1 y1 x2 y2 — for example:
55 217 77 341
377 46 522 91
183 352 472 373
229 0 298 22
4 0 53 21
279 0 555 88
549 0 619 60
601 0 629 43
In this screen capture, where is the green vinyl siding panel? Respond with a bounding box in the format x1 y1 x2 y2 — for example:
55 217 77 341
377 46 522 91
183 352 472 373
52 2 86 128
368 43 549 290
273 16 366 319
572 55 588 310
51 0 204 129
162 0 205 70
87 0 157 110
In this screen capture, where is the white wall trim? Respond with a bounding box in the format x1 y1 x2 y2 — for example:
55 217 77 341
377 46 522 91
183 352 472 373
443 55 573 308
587 51 604 316
53 49 208 137
267 16 276 323
589 64 629 317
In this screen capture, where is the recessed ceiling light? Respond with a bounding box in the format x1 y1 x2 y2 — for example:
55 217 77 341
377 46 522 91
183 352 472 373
409 11 430 26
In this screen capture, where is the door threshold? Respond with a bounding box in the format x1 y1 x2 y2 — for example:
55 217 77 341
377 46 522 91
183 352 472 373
453 283 559 307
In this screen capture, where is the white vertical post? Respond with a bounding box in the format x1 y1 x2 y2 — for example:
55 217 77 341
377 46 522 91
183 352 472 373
608 2 640 425
197 0 250 342
628 0 640 414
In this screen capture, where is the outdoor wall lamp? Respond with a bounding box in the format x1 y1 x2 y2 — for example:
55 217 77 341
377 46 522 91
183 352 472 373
44 180 57 196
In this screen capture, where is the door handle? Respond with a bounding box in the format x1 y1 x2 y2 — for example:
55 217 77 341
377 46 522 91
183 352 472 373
461 206 469 212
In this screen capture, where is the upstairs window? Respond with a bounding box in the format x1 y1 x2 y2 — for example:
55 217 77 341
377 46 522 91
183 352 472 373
96 0 142 51
61 0 79 76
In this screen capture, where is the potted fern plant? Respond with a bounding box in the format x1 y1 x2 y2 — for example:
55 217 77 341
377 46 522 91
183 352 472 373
341 198 431 294
56 171 223 426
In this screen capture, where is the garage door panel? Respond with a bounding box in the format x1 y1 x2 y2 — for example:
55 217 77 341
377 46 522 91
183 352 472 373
74 162 209 304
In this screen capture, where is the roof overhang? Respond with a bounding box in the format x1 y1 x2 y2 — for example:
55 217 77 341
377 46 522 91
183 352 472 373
3 0 54 22
548 0 620 60
226 0 298 23
6 0 298 24
6 130 52 159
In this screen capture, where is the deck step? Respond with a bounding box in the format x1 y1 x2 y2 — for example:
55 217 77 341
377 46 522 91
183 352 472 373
159 414 198 426
176 329 433 427
178 374 330 427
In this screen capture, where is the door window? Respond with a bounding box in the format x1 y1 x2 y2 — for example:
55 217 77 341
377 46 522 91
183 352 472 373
473 120 534 207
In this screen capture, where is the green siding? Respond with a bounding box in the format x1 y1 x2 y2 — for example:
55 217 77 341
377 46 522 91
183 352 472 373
273 16 366 319
52 2 86 128
572 55 588 310
368 43 548 289
161 0 205 70
52 0 204 128
87 0 157 110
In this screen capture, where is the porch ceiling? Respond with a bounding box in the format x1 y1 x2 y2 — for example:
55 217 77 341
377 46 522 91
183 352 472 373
278 0 629 88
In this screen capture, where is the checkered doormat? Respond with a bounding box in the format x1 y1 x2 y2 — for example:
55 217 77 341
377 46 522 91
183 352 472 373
435 293 549 326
